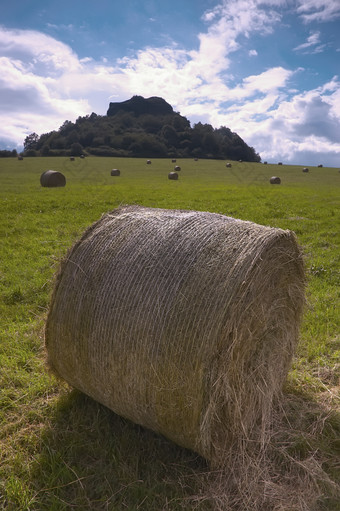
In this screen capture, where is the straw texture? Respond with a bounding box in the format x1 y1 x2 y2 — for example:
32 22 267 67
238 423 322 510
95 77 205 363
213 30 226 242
45 205 305 466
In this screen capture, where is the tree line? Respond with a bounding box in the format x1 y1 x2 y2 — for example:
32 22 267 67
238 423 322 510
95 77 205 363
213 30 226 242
0 149 18 158
22 97 261 161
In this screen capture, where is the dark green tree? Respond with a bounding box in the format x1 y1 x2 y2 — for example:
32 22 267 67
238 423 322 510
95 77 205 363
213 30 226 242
23 133 39 152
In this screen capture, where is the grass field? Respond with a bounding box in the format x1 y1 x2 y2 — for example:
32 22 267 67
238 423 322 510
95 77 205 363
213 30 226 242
1 156 339 510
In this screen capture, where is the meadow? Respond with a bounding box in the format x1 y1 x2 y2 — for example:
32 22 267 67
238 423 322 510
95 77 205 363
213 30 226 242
0 156 339 510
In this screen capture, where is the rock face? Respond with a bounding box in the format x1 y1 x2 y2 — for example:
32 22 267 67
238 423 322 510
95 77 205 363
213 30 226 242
107 95 174 117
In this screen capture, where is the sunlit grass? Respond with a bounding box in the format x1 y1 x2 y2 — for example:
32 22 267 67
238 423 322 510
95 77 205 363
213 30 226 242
1 156 339 510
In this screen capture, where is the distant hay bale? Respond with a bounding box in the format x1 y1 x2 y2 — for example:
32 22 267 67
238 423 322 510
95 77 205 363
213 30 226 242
45 205 305 467
278 162 283 165
194 158 198 161
174 165 181 171
80 154 85 159
110 169 120 176
302 167 309 173
70 156 75 161
168 172 178 180
40 170 66 188
18 156 23 160
226 162 232 168
147 160 152 164
263 161 267 164
318 164 323 168
172 159 177 163
270 176 281 184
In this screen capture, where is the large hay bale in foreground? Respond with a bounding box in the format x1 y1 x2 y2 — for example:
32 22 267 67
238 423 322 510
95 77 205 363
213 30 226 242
270 176 281 184
40 170 66 187
45 206 305 466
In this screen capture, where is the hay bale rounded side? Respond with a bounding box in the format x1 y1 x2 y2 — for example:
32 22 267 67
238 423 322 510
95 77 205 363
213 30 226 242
278 162 283 165
302 167 309 173
172 159 177 163
174 165 181 171
45 206 305 466
40 170 66 187
147 159 152 164
270 176 281 184
226 162 232 168
168 172 178 180
110 169 120 176
70 156 75 161
18 156 23 160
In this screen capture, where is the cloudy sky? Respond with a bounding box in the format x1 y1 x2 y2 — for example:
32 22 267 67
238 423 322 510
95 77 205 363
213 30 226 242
1 0 340 166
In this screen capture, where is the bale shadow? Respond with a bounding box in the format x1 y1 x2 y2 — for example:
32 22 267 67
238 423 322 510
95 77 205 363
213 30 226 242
30 389 211 510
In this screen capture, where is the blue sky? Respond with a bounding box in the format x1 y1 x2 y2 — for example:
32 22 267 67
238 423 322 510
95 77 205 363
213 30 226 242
1 0 340 166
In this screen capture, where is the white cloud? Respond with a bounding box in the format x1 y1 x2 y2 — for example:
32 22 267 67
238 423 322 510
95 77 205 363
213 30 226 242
293 31 321 51
249 49 258 56
296 0 340 23
217 78 340 165
0 26 80 73
0 1 339 166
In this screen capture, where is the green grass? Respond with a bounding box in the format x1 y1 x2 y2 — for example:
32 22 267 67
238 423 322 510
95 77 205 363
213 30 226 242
1 156 339 510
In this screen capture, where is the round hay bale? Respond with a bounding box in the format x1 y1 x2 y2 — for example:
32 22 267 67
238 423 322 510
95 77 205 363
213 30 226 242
147 159 152 164
18 156 23 160
70 156 75 161
263 161 267 164
278 162 283 165
45 206 305 466
226 162 232 168
194 158 198 161
80 154 85 159
302 167 309 173
174 165 181 171
318 164 323 168
110 169 120 176
168 172 178 180
40 170 66 188
172 159 177 163
270 176 281 184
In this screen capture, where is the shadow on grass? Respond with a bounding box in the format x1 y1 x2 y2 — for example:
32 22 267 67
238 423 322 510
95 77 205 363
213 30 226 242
27 386 340 511
30 389 211 510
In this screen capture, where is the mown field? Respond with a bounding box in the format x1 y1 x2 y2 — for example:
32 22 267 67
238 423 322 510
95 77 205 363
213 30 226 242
0 156 339 510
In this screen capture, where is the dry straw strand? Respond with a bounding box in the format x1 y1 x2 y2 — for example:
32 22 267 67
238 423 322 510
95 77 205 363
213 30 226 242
45 205 305 467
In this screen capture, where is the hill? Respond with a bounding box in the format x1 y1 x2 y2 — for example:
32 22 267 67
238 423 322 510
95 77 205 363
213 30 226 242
23 95 261 161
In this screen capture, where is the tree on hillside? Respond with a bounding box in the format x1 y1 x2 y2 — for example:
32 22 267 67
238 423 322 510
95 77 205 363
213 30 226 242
21 96 261 161
24 133 39 152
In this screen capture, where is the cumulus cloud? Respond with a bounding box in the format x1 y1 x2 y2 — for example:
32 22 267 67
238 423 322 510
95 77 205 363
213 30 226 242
0 1 339 166
0 26 80 73
0 27 96 146
226 78 340 165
